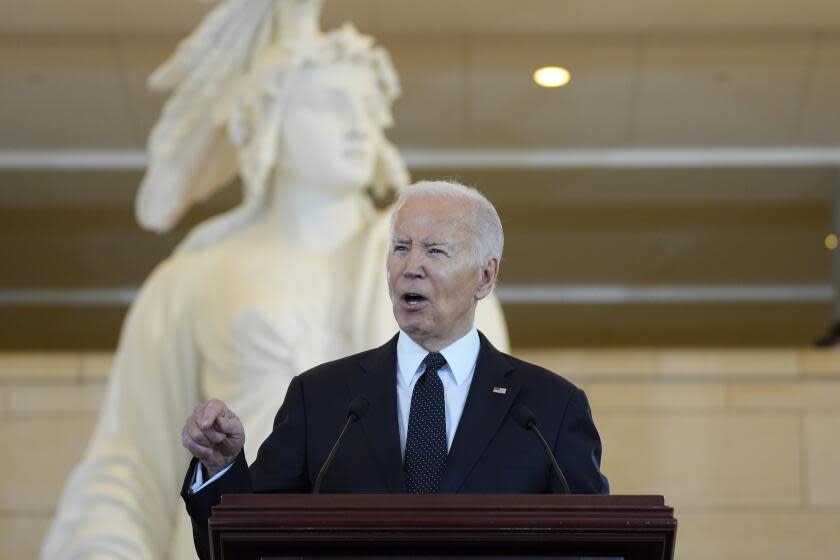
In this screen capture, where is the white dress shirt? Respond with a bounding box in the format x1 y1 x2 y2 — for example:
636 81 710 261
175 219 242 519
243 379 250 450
395 328 480 456
193 327 481 492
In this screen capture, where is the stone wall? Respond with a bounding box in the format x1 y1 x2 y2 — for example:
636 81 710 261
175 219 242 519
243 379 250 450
1 349 839 559
0 353 109 559
519 348 840 559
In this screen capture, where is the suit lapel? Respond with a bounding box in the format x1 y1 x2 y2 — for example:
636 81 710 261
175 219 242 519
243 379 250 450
438 333 519 493
347 334 407 493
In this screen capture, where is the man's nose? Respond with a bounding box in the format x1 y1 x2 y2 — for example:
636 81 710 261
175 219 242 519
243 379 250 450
402 248 425 278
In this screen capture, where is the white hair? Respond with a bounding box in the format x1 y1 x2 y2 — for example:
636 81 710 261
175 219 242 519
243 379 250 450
390 180 504 268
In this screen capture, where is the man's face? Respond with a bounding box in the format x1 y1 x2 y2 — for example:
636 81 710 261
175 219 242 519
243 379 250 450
387 196 497 351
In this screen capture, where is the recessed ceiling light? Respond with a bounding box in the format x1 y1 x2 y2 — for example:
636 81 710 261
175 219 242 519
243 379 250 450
533 66 571 88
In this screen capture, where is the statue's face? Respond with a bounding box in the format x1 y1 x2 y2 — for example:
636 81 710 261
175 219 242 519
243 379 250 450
279 61 382 192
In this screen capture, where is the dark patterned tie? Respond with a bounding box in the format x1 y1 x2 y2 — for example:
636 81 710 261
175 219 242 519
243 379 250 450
404 352 448 493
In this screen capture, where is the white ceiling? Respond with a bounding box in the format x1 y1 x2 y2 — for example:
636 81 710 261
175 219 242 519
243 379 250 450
4 0 840 33
3 0 840 152
1 31 839 151
1 0 839 200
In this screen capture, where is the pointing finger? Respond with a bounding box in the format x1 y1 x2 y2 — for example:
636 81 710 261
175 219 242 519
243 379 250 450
214 413 243 436
200 398 227 430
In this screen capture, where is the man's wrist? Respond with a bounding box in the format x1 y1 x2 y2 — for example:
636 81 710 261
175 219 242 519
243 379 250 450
203 460 232 479
191 458 236 494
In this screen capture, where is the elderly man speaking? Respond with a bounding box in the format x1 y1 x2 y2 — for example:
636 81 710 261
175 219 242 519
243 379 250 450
180 181 609 558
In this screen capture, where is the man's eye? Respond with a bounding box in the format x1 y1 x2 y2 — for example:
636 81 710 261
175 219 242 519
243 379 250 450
428 248 446 256
393 245 408 253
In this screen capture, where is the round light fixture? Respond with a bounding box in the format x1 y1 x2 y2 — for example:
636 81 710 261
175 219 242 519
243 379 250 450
825 233 838 251
533 66 571 88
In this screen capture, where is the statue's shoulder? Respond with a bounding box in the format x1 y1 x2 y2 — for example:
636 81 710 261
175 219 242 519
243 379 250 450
136 247 216 303
152 245 212 277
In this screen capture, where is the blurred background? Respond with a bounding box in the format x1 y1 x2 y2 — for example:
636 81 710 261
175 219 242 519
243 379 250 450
1 0 839 558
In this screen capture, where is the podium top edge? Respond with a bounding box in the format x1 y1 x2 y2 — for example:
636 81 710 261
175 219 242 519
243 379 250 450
217 494 668 510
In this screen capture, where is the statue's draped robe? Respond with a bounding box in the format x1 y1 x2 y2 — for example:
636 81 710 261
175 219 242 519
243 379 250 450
43 210 509 559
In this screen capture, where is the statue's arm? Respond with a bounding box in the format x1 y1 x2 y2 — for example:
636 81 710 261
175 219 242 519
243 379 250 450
42 258 202 559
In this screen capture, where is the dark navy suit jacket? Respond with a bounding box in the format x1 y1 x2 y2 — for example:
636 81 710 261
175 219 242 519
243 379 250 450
181 332 609 559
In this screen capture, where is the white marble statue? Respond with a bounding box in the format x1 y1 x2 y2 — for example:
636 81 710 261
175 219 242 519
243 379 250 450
43 1 509 558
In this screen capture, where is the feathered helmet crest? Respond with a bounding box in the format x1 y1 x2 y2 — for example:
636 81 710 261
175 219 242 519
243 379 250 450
136 0 408 240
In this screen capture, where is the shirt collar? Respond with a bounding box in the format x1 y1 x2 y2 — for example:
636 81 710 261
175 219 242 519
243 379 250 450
397 328 480 387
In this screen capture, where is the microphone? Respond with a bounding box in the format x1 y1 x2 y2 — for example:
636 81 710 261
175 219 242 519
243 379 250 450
511 404 570 494
312 396 370 494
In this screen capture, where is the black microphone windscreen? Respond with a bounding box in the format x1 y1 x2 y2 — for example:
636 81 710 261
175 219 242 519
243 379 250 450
512 403 536 430
347 396 370 421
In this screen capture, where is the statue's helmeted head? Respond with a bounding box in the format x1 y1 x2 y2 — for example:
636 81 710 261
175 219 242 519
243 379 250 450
270 58 383 196
137 0 408 235
229 23 403 205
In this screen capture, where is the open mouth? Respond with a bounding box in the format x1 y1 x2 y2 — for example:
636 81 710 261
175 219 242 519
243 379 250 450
402 293 428 306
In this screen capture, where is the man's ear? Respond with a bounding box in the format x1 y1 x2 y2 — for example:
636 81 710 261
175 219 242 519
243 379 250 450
475 257 499 301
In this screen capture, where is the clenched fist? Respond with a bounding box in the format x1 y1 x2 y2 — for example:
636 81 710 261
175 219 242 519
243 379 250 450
181 398 245 477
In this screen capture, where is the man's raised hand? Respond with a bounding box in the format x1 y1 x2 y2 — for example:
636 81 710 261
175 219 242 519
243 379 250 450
181 398 245 477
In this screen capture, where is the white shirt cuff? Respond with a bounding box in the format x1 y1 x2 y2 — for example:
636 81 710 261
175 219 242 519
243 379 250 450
190 461 234 493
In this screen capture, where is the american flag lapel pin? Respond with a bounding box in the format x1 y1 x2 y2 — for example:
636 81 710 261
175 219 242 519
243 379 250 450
492 386 507 395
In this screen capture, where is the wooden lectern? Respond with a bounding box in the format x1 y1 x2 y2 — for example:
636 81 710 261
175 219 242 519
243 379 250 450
208 494 676 559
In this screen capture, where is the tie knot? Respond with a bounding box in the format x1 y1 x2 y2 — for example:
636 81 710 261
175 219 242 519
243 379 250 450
422 352 447 373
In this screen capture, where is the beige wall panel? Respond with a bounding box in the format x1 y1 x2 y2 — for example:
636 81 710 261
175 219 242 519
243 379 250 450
2 0 374 35
7 384 104 413
0 353 81 382
514 350 659 380
376 0 598 33
800 33 840 143
583 384 726 412
499 202 828 285
1 0 207 33
0 36 137 147
373 1 840 33
1 0 121 33
727 382 840 410
7 0 840 34
1 0 208 33
0 169 139 206
0 416 95 511
80 352 114 381
800 349 840 376
322 0 374 33
598 412 801 507
109 1 213 34
0 513 51 560
505 303 830 349
677 512 840 560
659 350 800 380
0 1 371 40
804 413 840 507
507 228 827 286
634 34 813 146
466 36 637 147
384 36 469 147
473 168 834 207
